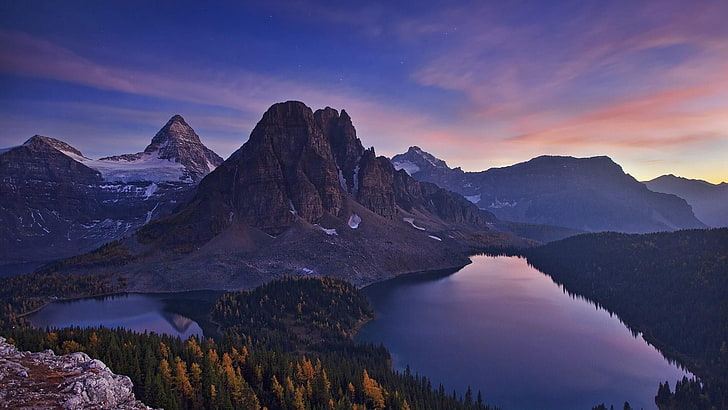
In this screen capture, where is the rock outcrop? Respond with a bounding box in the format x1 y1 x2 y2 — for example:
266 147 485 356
0 116 222 274
0 336 151 409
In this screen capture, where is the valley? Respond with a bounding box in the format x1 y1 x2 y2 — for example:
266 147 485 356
3 2 728 408
1 102 725 410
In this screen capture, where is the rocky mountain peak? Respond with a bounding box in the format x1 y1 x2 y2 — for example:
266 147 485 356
391 145 451 176
101 115 223 182
22 135 85 157
201 101 345 234
140 101 494 250
148 114 200 147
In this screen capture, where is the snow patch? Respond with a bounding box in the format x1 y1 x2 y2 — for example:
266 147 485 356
205 159 217 173
465 194 481 204
0 145 20 155
314 224 338 235
337 168 348 191
489 198 518 208
288 200 298 215
61 149 188 183
348 213 361 229
403 217 426 231
302 268 314 275
392 160 420 176
352 164 360 194
145 202 160 224
143 183 158 200
428 235 442 241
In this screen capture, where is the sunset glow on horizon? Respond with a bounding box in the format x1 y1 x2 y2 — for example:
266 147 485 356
1 1 726 183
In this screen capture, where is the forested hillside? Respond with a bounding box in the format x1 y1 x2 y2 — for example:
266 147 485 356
524 228 728 409
1 276 497 409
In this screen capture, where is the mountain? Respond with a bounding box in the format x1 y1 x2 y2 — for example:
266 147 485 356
49 101 526 291
392 147 706 233
97 114 222 183
0 116 222 275
644 174 728 228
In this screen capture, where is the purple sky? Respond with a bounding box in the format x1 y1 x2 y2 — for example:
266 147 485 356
1 1 726 183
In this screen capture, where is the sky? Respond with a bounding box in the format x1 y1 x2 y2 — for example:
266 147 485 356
1 0 727 183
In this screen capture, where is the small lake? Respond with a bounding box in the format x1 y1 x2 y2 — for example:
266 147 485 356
29 290 223 339
356 255 689 410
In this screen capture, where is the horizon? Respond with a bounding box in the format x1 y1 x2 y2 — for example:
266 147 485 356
1 1 727 184
4 109 727 186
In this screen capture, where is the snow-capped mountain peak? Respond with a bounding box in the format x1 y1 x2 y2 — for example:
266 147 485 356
99 115 223 182
391 146 450 175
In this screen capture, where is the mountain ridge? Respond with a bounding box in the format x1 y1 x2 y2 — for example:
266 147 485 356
644 174 728 228
0 116 222 274
392 147 706 233
46 101 526 291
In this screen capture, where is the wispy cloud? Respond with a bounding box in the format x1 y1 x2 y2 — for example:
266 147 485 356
406 1 728 120
0 29 433 157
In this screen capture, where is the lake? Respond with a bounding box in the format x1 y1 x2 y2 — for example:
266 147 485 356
29 290 222 339
27 256 689 409
355 255 689 410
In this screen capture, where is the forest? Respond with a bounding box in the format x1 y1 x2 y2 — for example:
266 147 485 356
2 228 726 408
523 228 728 409
0 275 497 409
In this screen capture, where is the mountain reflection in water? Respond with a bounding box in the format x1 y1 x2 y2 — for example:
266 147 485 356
29 291 222 339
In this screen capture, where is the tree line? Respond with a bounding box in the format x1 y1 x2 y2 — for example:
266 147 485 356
1 275 498 409
522 228 728 409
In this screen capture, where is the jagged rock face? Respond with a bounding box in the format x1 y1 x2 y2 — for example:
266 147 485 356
316 108 364 194
102 115 223 183
197 101 346 234
391 148 706 233
0 117 222 272
0 337 151 409
356 151 397 219
172 101 490 240
116 101 508 291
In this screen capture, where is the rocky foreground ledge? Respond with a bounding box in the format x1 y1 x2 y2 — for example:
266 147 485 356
0 337 152 409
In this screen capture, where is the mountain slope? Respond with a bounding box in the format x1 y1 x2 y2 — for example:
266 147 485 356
0 116 222 274
392 147 706 233
51 102 524 291
644 174 728 228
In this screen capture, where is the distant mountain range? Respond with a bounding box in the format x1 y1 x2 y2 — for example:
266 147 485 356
42 102 527 291
0 115 222 274
644 175 728 228
391 146 706 233
3 103 718 285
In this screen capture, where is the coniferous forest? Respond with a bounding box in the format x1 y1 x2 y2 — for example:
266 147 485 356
1 229 726 408
0 275 496 410
523 228 728 409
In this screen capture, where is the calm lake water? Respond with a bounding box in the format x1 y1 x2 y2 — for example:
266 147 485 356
355 255 689 410
29 290 222 339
